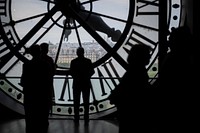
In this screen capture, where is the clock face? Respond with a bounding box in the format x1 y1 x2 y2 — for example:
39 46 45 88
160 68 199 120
0 0 183 118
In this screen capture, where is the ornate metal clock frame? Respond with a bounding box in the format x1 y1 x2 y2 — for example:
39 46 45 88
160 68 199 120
0 0 184 119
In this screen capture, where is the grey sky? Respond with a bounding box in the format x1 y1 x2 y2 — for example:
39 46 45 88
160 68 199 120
12 0 129 45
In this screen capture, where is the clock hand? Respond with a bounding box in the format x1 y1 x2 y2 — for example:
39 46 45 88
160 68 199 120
81 0 99 5
56 0 121 42
78 10 122 42
40 0 55 4
77 3 122 42
69 8 112 52
63 19 72 41
68 8 128 69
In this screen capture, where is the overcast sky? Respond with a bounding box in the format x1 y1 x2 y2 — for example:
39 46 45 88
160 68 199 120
12 0 129 44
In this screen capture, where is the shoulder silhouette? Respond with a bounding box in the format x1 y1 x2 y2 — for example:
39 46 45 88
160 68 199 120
158 26 194 133
21 44 55 133
110 44 154 133
70 47 94 124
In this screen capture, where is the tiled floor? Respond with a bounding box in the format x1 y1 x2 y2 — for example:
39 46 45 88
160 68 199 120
0 119 119 133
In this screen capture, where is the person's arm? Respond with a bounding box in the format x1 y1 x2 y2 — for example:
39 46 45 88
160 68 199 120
89 60 95 76
69 60 74 77
19 63 26 87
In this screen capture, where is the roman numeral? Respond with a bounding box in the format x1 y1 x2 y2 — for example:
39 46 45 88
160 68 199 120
58 76 72 102
136 0 159 16
120 27 158 61
131 29 157 47
122 45 131 56
96 59 121 97
0 31 19 75
101 59 121 87
0 0 7 16
133 22 159 32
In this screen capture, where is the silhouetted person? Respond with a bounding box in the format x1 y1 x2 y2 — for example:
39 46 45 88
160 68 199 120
40 42 55 131
40 42 56 104
70 47 94 124
110 45 154 133
21 44 54 133
158 26 194 133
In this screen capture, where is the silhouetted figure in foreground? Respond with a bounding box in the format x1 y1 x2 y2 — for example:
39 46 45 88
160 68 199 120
70 47 94 124
110 45 154 133
21 44 54 133
158 26 194 133
40 42 56 105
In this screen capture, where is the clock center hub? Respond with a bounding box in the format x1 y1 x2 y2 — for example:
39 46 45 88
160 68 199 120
55 0 81 18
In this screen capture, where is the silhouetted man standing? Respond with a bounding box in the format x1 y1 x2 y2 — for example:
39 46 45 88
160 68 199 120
40 42 55 131
70 47 94 124
21 44 54 133
40 42 56 102
109 45 153 133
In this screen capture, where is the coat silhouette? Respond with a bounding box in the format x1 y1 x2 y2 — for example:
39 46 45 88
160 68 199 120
21 44 54 133
158 26 194 133
109 45 154 133
70 47 94 123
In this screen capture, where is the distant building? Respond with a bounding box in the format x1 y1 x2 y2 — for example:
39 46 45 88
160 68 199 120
47 41 110 68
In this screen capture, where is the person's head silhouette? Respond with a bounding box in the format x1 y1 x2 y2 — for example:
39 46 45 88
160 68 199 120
29 44 40 57
40 42 49 55
76 47 84 57
127 44 151 66
168 26 192 53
